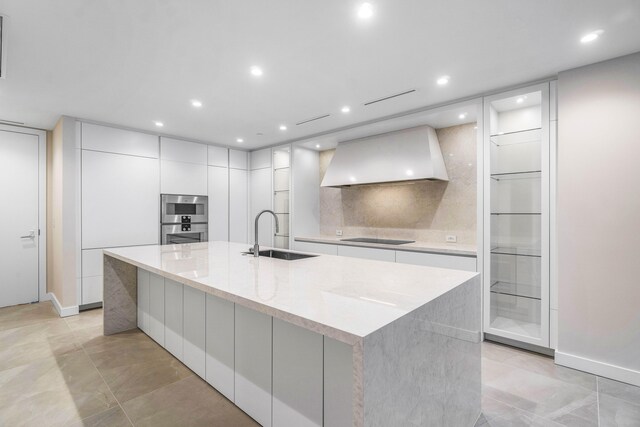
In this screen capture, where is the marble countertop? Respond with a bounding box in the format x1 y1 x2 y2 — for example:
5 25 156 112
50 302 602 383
295 235 477 257
104 241 477 344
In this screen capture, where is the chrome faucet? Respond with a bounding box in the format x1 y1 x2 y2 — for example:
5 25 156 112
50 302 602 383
252 210 279 257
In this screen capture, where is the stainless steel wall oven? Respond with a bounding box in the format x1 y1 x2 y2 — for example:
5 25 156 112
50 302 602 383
160 194 208 244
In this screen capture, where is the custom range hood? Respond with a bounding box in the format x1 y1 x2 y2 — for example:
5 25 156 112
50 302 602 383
321 125 449 187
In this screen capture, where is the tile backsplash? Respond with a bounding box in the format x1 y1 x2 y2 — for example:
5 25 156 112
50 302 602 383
319 123 477 244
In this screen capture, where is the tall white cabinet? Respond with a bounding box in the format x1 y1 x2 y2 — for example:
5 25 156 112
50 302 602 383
80 123 160 305
483 82 552 349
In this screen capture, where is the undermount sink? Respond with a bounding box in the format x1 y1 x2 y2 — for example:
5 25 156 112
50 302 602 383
340 237 415 245
243 249 318 261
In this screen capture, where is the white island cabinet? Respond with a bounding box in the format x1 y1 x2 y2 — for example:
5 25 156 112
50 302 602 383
102 242 481 427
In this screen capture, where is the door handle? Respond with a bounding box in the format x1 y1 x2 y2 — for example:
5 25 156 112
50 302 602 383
20 230 35 239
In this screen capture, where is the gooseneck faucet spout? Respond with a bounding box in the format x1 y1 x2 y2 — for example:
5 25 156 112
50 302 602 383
253 210 279 257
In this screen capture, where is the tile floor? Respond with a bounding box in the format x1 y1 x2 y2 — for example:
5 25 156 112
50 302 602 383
0 302 638 426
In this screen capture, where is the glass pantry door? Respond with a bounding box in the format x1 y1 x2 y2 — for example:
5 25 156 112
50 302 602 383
484 83 550 347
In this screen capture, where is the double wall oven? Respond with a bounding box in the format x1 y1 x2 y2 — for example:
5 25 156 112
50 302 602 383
160 194 208 245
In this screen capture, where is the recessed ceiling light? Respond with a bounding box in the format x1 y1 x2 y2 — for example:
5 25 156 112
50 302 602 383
458 112 467 119
437 75 450 86
406 169 414 176
236 138 244 143
580 30 603 44
250 66 263 77
341 106 351 113
154 121 164 127
191 100 203 108
279 125 287 131
357 2 374 19
315 144 321 149
349 176 357 182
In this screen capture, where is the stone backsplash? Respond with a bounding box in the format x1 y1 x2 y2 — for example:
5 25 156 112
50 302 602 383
319 123 477 245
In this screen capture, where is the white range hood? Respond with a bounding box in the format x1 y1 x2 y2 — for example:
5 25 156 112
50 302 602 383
321 125 449 187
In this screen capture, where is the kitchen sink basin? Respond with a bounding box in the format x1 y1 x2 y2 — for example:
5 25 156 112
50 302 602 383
243 249 318 261
340 237 415 245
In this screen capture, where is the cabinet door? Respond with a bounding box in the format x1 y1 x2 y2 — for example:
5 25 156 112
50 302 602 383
250 148 272 170
160 160 208 196
273 319 323 427
208 146 229 167
148 273 165 346
81 123 159 158
235 305 272 427
250 167 273 246
164 279 183 361
324 337 353 427
229 169 248 243
395 251 477 272
205 294 235 401
137 269 150 333
82 151 160 249
293 241 338 255
160 137 207 164
208 166 229 241
229 149 248 170
82 249 104 304
337 245 395 262
183 286 206 378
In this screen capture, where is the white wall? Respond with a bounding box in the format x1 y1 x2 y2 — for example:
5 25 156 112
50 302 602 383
47 116 79 309
556 52 640 386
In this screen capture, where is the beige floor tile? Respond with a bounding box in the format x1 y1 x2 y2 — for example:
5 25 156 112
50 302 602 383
483 342 597 391
65 308 105 332
599 393 640 427
483 358 596 418
75 326 154 354
483 406 565 427
598 376 640 405
100 357 193 403
0 302 60 332
0 350 117 426
67 406 133 427
0 331 81 372
122 376 259 427
86 338 177 372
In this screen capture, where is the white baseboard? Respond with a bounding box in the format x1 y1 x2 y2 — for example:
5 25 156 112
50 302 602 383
47 292 79 318
555 351 640 387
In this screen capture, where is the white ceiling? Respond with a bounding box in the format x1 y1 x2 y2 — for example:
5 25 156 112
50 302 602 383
1 0 639 149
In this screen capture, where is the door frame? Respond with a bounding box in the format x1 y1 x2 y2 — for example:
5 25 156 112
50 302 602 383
0 123 47 303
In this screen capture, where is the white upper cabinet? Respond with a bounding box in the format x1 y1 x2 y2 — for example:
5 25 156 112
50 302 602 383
160 137 207 164
250 148 272 170
81 123 159 158
82 150 160 249
160 160 208 195
208 146 229 167
229 149 248 170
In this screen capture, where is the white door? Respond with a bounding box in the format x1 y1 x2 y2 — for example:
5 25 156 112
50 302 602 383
0 130 40 308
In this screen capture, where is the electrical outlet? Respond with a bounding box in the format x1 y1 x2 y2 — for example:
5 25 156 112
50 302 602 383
446 235 457 243
336 229 343 237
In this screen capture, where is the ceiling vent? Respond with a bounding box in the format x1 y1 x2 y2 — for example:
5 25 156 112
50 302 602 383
0 15 6 78
364 89 416 106
296 114 331 126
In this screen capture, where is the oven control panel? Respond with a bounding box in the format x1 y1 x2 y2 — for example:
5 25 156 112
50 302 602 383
181 224 191 231
181 216 192 223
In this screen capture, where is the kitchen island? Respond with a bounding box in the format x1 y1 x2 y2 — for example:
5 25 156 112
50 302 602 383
103 241 481 427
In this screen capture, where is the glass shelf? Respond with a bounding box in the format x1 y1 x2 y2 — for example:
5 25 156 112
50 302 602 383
491 281 541 300
491 171 541 181
490 128 542 146
491 247 541 257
